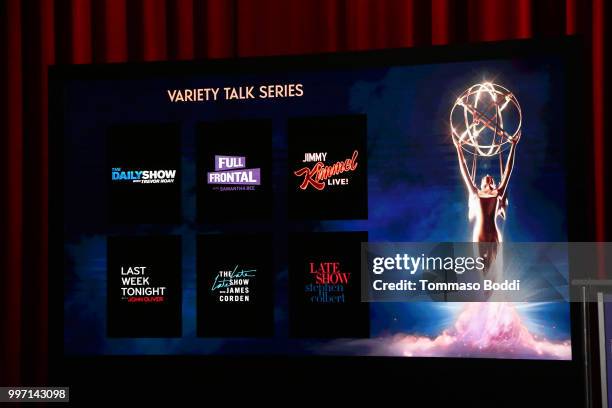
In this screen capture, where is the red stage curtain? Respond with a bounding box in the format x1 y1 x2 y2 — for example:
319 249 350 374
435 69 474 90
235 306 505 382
0 0 607 386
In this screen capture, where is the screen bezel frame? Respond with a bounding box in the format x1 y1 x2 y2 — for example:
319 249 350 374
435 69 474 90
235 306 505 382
48 36 588 399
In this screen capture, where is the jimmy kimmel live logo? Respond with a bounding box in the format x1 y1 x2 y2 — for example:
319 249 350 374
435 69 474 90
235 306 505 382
294 150 359 191
207 155 261 192
111 168 176 184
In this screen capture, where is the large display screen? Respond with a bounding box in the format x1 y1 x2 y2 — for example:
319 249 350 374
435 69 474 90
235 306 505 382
54 42 573 360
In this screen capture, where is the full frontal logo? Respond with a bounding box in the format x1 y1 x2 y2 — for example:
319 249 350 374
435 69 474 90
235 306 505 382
111 168 176 184
305 260 351 304
207 155 261 191
294 150 359 191
210 265 256 303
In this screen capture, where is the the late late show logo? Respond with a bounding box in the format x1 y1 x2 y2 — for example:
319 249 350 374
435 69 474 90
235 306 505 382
210 265 257 303
294 150 359 191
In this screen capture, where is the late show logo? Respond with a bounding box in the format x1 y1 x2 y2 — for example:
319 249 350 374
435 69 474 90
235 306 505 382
207 155 261 191
111 167 176 184
305 260 351 304
210 265 257 303
294 150 359 191
119 265 167 303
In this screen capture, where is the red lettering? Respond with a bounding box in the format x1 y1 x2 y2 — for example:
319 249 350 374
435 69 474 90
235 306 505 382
294 162 325 190
308 261 350 285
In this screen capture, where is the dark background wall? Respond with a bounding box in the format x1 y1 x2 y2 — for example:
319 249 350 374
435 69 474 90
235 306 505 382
0 0 608 387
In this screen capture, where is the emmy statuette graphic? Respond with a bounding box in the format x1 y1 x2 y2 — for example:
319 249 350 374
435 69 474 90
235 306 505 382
451 82 522 274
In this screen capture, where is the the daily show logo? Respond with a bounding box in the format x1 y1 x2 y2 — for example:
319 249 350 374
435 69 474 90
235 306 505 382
111 167 176 184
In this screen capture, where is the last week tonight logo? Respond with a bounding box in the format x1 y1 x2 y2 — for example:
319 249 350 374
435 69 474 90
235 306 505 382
207 155 261 191
119 265 168 303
